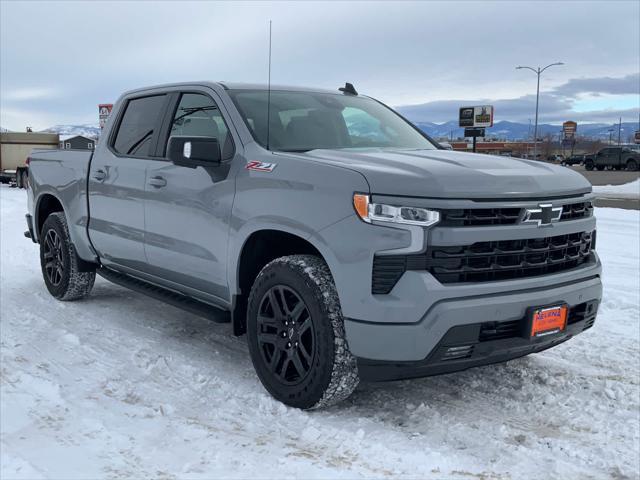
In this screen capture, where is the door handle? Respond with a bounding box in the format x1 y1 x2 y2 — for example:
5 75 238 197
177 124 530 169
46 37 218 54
92 169 107 181
148 176 167 188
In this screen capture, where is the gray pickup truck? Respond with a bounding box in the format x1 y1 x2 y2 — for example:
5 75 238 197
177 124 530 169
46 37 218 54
584 146 640 171
25 82 602 409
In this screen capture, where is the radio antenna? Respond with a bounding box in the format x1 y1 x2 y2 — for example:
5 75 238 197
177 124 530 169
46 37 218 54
266 20 272 151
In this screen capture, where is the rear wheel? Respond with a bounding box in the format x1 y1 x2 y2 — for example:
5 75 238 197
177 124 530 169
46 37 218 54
247 255 359 409
585 160 594 171
596 165 605 171
626 159 638 171
40 212 95 300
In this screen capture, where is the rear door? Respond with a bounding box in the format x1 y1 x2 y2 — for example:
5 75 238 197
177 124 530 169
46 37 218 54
88 93 170 270
596 148 610 168
142 90 237 302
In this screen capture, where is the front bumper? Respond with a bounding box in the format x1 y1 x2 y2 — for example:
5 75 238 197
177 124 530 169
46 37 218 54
356 298 598 381
345 273 602 365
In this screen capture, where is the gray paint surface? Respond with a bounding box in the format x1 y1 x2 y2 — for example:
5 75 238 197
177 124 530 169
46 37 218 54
27 81 602 363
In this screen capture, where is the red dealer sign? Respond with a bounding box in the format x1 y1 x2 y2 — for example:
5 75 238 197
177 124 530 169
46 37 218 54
99 104 113 130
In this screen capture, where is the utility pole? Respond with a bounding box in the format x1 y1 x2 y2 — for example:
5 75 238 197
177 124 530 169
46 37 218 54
516 62 564 159
618 117 622 146
609 128 614 145
527 118 531 157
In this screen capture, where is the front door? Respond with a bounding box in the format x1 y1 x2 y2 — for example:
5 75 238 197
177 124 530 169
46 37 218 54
88 94 169 270
143 91 237 302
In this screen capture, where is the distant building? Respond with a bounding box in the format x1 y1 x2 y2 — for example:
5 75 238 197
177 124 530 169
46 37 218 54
59 135 96 150
1 131 59 172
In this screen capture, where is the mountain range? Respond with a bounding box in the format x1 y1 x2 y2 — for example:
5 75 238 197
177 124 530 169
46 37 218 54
411 120 639 142
40 124 101 138
1 120 637 142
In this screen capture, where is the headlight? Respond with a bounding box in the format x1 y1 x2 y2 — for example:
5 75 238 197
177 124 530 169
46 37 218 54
353 193 440 226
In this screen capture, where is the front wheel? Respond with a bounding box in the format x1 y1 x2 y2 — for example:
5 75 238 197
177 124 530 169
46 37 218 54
596 165 605 171
626 159 638 171
40 212 96 300
247 255 359 409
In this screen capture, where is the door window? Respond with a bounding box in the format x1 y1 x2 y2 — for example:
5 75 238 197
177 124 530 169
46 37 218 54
168 93 234 160
113 95 166 157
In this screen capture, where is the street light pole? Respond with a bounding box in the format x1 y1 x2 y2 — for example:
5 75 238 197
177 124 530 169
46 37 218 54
516 62 564 159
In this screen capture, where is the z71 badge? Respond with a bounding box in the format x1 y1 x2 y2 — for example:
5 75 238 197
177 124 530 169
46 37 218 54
246 161 277 172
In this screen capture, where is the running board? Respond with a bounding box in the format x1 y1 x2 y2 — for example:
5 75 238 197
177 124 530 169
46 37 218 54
97 267 230 323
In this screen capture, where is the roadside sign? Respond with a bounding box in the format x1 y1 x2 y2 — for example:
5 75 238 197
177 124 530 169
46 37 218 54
459 105 494 128
99 104 113 130
563 121 577 140
635 130 640 144
464 127 485 138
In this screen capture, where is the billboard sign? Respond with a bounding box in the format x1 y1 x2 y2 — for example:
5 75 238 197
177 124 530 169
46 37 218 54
459 105 494 128
99 104 113 130
563 121 577 141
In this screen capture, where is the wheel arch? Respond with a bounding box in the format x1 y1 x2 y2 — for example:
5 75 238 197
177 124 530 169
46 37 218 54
231 228 334 336
35 193 98 272
35 193 65 239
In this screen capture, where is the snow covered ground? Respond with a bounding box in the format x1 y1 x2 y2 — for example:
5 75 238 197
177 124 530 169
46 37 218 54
1 185 639 480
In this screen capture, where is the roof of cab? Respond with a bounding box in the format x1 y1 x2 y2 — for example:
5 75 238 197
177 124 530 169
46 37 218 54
219 82 339 94
120 81 344 98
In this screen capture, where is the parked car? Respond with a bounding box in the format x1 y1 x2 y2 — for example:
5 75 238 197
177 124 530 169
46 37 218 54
584 147 640 171
562 154 585 166
25 81 602 409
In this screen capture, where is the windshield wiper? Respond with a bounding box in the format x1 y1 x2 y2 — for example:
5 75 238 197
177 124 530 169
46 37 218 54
173 105 218 124
277 148 314 153
127 129 153 155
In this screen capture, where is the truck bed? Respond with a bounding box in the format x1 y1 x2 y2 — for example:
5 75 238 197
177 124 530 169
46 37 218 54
27 149 95 261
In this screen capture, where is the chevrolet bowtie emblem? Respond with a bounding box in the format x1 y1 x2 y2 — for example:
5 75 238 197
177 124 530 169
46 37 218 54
522 203 563 226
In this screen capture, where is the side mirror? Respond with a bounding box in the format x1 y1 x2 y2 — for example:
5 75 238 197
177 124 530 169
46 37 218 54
168 136 221 166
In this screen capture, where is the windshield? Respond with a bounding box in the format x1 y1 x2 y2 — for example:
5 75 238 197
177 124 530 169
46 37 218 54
227 90 437 152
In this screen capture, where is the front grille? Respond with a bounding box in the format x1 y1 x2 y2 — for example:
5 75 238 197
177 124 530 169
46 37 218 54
440 208 521 226
567 300 599 331
560 202 594 222
479 319 521 341
427 231 594 284
438 201 592 227
371 231 594 293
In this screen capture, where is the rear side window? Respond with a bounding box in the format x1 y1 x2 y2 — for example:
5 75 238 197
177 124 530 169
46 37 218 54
167 93 234 160
113 95 166 156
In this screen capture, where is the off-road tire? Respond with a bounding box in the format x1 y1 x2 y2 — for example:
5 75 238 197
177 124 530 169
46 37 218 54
626 159 638 171
40 212 96 300
585 160 594 171
247 255 359 409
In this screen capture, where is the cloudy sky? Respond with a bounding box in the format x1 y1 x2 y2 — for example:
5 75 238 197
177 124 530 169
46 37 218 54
1 0 638 130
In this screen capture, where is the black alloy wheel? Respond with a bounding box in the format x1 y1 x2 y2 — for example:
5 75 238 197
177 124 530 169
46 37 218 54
246 255 359 409
256 285 315 385
43 228 65 286
39 212 96 300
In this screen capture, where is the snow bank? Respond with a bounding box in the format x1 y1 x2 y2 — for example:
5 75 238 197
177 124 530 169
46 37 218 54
1 186 639 479
592 178 640 198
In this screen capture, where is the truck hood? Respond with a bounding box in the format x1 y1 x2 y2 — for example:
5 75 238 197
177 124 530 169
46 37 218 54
297 148 592 199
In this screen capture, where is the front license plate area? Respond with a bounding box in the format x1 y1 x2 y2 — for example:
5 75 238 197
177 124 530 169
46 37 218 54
529 305 568 338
